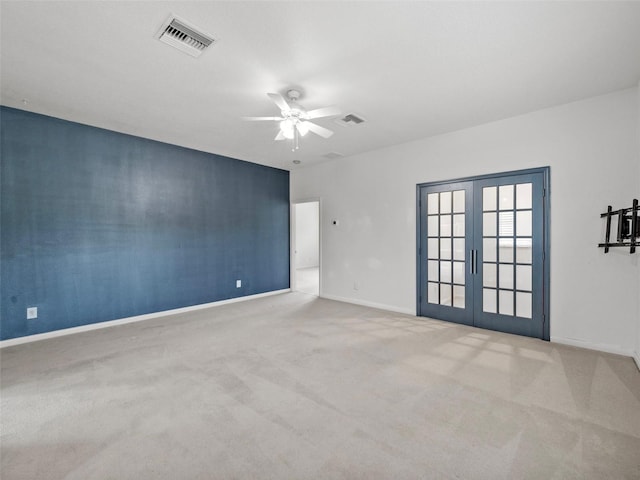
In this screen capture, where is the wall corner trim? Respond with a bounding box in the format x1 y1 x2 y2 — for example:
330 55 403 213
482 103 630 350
634 351 640 372
0 289 291 348
321 293 415 316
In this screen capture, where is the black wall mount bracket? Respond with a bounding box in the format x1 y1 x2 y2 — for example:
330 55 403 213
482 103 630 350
598 198 639 254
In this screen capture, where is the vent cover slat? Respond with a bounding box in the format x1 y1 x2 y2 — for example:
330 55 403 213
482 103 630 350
156 16 215 58
334 113 366 127
342 114 365 124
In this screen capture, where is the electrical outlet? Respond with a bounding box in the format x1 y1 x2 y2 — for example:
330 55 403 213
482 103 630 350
353 282 359 291
236 280 241 288
27 307 38 319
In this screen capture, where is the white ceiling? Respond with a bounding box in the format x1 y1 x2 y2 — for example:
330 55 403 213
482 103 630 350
2 1 640 170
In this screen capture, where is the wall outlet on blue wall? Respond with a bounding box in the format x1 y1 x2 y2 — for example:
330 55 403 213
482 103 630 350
27 307 38 319
236 280 242 288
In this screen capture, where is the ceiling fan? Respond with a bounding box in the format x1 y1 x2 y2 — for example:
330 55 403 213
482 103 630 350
244 89 341 150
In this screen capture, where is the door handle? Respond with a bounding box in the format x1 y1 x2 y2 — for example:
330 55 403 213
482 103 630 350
474 249 478 275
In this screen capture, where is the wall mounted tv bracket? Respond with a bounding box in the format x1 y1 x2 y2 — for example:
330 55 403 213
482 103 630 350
598 199 639 254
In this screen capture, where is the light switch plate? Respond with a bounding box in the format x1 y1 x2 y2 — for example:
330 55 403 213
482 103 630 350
27 307 38 319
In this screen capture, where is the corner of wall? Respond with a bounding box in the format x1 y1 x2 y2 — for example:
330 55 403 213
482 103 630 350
636 80 640 370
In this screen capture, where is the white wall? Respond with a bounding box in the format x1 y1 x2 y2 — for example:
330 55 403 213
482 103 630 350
292 87 640 356
636 82 640 369
294 201 319 269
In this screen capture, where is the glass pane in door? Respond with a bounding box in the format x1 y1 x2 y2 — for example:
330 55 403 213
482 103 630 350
481 182 533 319
426 189 466 309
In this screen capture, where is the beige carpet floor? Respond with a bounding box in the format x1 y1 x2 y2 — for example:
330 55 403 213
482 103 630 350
1 292 639 479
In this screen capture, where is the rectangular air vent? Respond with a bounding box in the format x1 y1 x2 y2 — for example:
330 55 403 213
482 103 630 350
156 16 215 58
335 113 366 127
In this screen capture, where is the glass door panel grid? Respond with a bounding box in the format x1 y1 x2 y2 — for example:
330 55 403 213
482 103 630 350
427 190 465 309
482 183 533 318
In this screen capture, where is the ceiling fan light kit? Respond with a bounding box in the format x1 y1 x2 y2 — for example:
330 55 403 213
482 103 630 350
244 89 341 151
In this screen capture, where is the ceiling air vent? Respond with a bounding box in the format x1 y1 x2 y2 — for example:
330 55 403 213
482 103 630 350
335 113 366 127
323 152 344 160
156 16 215 58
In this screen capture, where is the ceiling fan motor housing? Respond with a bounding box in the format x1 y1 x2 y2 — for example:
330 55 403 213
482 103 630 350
286 89 302 102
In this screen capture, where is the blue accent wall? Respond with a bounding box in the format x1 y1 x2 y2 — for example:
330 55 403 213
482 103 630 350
1 107 290 340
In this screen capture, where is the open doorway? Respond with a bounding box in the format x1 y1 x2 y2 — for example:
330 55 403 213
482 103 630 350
293 201 320 296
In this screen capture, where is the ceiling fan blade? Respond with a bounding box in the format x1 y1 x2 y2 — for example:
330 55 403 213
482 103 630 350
267 92 291 112
305 121 334 138
243 116 282 121
274 130 286 141
306 106 341 119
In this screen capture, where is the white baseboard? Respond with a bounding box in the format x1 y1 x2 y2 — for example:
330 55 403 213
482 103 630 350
321 293 415 316
0 289 291 349
551 335 634 358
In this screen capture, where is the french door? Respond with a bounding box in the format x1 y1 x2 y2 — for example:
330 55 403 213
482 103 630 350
417 168 549 340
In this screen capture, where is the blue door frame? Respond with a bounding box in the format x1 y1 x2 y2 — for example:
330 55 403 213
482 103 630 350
417 167 550 341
